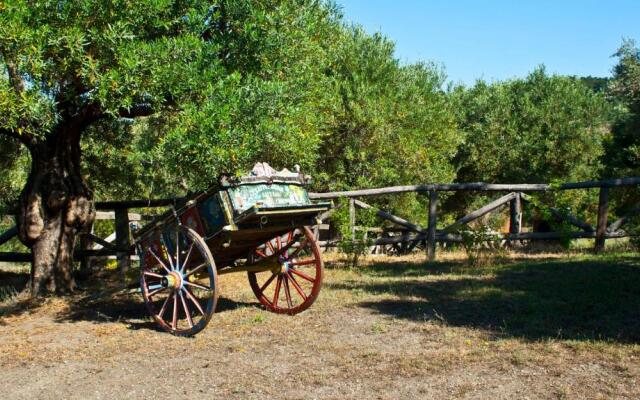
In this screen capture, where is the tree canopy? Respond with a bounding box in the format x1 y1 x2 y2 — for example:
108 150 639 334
452 67 611 184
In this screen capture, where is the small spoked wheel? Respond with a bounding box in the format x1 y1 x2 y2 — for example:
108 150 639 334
140 226 218 336
248 226 323 314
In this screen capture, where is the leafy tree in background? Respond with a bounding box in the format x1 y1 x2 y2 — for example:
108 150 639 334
152 0 342 190
450 67 611 222
579 76 610 93
316 28 460 191
453 67 610 185
603 39 640 178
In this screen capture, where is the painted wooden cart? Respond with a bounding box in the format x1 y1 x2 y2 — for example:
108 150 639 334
134 165 331 336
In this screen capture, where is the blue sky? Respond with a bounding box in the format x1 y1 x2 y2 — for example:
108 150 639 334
338 0 640 85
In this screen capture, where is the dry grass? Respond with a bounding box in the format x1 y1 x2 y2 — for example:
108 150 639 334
1 252 640 399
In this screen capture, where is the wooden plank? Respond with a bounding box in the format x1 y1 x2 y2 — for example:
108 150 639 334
349 198 356 240
84 233 117 251
308 177 640 200
317 204 340 222
76 248 133 258
92 232 116 250
509 193 522 234
114 208 132 287
595 187 609 253
0 226 18 246
427 190 438 261
95 211 142 221
519 193 593 232
95 198 184 210
441 230 628 243
0 252 30 262
445 192 517 232
608 204 640 233
316 229 629 248
353 199 425 233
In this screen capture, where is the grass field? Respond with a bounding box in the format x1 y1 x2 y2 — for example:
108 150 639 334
1 252 640 399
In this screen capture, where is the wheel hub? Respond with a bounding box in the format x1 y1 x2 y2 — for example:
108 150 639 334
161 271 183 289
280 261 290 274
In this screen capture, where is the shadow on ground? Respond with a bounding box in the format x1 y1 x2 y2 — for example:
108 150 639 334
52 294 259 332
0 267 259 332
329 255 640 342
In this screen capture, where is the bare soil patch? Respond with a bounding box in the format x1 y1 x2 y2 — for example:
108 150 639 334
1 252 639 399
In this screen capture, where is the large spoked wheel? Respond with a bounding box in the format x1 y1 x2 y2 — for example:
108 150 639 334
140 226 218 336
248 226 323 314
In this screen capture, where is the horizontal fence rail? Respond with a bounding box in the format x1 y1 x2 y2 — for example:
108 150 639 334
307 177 640 200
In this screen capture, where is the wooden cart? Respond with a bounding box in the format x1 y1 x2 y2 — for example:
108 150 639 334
134 166 331 336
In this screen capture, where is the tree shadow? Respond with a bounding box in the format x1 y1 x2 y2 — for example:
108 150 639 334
330 255 640 342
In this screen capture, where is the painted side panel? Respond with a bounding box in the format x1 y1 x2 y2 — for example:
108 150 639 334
227 184 310 214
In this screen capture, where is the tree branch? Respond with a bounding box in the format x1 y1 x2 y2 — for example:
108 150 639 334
0 127 35 147
0 49 26 95
118 103 155 118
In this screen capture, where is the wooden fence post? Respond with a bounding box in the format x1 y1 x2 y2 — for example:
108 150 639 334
114 207 131 287
595 187 609 253
509 193 522 234
427 190 438 262
349 198 356 241
79 224 94 272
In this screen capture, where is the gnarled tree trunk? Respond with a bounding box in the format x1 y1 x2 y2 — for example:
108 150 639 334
16 127 95 296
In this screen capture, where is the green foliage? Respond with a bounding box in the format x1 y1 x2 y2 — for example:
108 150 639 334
524 194 576 248
603 39 640 178
456 224 506 266
316 28 461 192
332 198 377 267
0 136 28 213
453 67 611 185
579 76 610 93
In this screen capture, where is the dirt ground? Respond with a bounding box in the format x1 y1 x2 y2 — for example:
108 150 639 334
1 252 640 399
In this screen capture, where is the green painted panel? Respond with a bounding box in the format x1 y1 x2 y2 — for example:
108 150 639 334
227 183 310 213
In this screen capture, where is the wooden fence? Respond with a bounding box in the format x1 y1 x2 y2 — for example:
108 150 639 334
0 177 638 275
308 177 640 260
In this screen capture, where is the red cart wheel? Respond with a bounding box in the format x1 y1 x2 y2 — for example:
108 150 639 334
140 225 218 336
248 226 323 314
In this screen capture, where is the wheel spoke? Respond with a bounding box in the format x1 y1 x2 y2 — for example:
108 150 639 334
184 280 212 291
175 230 180 270
288 239 309 259
149 249 171 273
283 276 293 308
180 292 194 329
287 230 294 245
163 238 175 271
259 273 277 293
273 238 299 260
255 248 268 260
148 286 166 297
287 272 308 301
273 275 282 307
290 268 315 283
184 288 205 316
172 294 178 330
184 262 207 278
266 240 276 255
289 258 316 267
181 243 195 271
158 292 173 319
144 271 164 279
276 235 282 250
